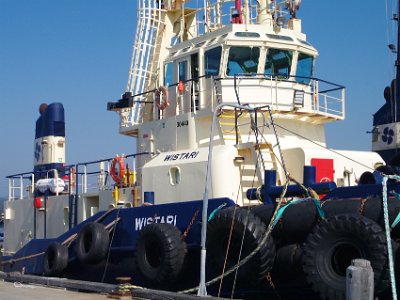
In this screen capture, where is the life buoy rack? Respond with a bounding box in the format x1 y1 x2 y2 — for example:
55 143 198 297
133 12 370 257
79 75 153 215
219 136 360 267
154 86 170 110
110 156 125 184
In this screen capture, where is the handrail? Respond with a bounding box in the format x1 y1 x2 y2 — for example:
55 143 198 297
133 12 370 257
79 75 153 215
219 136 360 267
229 73 345 91
72 152 154 227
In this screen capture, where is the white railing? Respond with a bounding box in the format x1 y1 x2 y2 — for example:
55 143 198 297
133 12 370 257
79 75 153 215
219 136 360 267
218 75 345 119
7 173 34 201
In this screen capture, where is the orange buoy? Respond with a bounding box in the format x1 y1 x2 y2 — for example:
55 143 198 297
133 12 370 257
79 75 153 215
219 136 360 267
110 156 125 184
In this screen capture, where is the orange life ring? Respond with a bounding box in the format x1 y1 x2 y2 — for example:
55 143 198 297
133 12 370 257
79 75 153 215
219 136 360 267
110 156 125 184
155 86 170 110
70 167 76 187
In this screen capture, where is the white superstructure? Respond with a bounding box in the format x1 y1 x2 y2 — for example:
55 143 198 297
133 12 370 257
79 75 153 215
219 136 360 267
108 0 383 206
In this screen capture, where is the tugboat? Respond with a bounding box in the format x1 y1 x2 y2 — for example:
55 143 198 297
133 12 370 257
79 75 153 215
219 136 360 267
372 0 400 172
2 1 400 299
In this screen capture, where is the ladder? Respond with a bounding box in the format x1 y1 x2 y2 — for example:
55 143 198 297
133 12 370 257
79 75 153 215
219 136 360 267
218 111 242 144
124 0 166 126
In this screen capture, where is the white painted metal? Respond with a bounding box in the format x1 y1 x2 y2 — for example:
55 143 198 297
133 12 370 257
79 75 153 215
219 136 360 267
34 135 65 166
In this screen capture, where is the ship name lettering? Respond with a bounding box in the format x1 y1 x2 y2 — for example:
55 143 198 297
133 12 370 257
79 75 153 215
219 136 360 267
164 151 199 161
135 214 177 231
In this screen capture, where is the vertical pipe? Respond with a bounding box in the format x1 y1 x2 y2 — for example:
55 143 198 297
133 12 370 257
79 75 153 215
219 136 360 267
44 191 47 238
74 165 79 227
395 0 400 124
197 103 256 296
68 170 72 230
19 176 23 200
203 0 207 31
8 178 11 201
303 166 316 186
34 207 37 239
83 165 87 193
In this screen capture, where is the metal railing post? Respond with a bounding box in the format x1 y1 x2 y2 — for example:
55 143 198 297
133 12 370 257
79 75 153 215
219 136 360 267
19 176 23 199
83 165 87 193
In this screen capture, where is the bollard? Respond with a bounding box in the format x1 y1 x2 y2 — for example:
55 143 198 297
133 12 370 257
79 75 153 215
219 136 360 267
346 259 374 300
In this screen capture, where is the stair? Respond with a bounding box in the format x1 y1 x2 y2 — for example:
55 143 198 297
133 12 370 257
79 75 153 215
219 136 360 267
218 111 242 144
237 142 283 205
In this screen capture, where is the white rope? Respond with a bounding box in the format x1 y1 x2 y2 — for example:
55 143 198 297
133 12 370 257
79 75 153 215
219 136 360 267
382 175 398 300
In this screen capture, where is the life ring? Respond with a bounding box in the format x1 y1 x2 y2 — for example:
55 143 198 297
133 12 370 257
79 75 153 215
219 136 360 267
43 242 68 276
134 223 186 284
70 167 76 187
75 222 110 264
110 156 125 184
154 86 170 110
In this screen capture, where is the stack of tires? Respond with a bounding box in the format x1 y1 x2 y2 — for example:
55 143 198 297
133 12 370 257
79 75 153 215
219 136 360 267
206 207 276 294
43 222 110 277
252 197 400 300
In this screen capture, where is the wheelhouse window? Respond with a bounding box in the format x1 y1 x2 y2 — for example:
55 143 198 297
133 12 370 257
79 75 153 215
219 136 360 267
295 53 314 84
178 61 187 82
205 46 222 76
264 48 293 79
164 62 173 86
227 46 260 76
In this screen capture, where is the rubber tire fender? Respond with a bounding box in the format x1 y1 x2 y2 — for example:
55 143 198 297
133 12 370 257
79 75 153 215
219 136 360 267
43 242 68 277
134 223 187 285
207 207 275 283
302 214 387 300
75 222 110 264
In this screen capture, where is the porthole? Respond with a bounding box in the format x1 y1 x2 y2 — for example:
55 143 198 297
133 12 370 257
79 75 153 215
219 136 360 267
169 167 181 185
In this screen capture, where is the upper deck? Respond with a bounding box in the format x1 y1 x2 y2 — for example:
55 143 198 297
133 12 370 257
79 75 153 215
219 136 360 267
109 21 345 136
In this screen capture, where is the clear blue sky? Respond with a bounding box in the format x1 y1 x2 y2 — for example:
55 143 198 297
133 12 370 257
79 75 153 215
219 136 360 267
0 1 395 197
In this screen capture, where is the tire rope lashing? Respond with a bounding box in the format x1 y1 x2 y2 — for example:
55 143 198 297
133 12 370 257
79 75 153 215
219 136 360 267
1 209 120 266
179 179 290 294
383 175 399 300
216 126 255 295
218 107 283 297
181 106 292 294
101 208 121 283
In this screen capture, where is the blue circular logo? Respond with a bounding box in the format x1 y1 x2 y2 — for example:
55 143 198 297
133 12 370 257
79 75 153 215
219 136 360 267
382 127 394 145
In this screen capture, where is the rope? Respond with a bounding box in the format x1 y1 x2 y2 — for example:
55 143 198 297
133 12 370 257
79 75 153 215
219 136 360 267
217 206 237 297
208 204 226 222
271 198 324 228
266 107 288 178
101 208 121 283
179 178 290 294
1 209 120 266
230 207 251 298
382 175 398 300
182 209 200 239
274 123 376 172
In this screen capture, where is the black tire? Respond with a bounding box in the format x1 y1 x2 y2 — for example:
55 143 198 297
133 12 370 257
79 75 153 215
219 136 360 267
302 214 387 300
134 223 187 285
43 242 68 277
274 244 303 278
376 240 398 297
207 207 275 283
75 222 110 264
